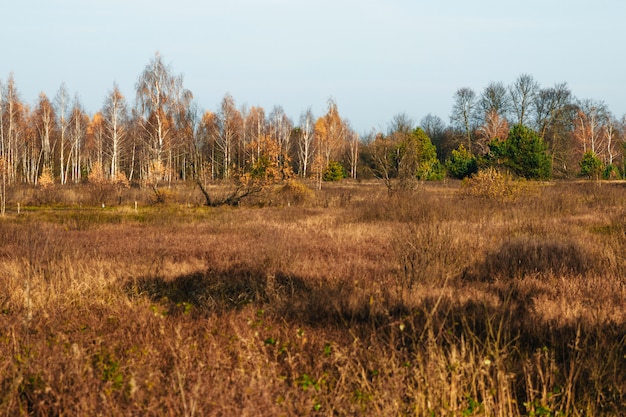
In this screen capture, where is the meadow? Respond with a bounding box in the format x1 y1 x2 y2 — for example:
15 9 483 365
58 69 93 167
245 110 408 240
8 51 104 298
0 179 625 416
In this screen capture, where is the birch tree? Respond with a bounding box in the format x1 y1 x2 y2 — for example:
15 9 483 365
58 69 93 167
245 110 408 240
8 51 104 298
135 52 192 181
314 98 346 169
68 95 87 183
346 126 359 179
103 84 128 178
216 94 241 179
0 74 24 184
268 106 293 178
33 93 56 175
244 106 266 165
55 83 70 184
573 99 608 157
296 108 315 178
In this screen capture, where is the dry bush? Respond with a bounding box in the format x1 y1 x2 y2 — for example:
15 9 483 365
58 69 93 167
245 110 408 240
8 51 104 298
462 167 533 201
274 179 314 206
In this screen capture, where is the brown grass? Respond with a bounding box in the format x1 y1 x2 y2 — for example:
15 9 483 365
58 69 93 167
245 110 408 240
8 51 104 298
0 180 625 415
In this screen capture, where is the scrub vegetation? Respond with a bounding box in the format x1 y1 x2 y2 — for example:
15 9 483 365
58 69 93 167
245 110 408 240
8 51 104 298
1 179 625 416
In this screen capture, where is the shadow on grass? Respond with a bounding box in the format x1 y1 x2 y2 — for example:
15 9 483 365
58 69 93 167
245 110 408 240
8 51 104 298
463 236 593 282
123 264 411 327
123 263 626 413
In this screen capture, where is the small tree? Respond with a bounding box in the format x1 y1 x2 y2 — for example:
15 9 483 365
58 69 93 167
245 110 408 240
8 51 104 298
445 144 478 179
579 151 603 180
488 124 551 179
322 161 345 182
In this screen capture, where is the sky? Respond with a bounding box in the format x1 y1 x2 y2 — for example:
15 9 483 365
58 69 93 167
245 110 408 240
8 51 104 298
2 0 626 134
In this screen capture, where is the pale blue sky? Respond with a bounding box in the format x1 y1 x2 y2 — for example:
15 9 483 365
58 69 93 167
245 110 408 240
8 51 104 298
2 0 625 133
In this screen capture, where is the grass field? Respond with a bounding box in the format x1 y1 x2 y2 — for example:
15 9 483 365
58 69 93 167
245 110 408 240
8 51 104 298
0 179 625 416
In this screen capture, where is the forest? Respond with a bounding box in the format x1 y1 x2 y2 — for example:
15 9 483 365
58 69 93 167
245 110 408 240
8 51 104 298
0 52 625 203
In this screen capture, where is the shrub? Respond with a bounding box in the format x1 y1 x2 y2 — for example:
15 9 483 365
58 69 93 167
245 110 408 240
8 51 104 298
603 163 620 180
579 151 604 179
323 161 345 182
462 167 527 201
445 144 478 179
276 179 314 205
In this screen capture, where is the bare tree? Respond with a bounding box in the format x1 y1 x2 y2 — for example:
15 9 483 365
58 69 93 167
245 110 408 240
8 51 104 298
510 74 539 126
103 83 128 179
55 83 70 185
68 95 87 184
0 74 24 184
573 99 609 157
604 114 619 167
216 93 242 179
450 87 477 151
244 106 266 165
478 81 510 123
346 125 359 179
297 108 315 178
533 83 575 175
33 93 56 175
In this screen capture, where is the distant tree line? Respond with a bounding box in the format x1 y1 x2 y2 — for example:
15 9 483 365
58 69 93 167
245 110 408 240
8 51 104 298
1 54 625 191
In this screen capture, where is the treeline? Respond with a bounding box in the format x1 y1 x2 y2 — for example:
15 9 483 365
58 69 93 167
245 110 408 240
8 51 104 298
1 53 625 190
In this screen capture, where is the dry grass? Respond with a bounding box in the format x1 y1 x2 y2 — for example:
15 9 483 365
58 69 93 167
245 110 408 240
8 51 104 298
0 180 625 415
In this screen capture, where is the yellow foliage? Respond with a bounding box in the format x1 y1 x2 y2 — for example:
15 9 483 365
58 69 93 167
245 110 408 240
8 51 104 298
38 166 55 188
88 164 108 185
462 168 529 201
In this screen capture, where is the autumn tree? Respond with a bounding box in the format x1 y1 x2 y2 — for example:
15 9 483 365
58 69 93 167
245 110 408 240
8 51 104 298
366 132 397 191
314 99 346 170
573 99 609 160
244 106 266 166
0 74 26 184
103 83 128 179
32 93 56 176
268 106 293 178
313 99 348 188
135 52 192 183
67 95 88 183
87 112 106 177
55 83 71 184
215 93 242 179
345 126 359 179
366 122 442 191
476 109 509 154
197 110 220 180
296 108 315 178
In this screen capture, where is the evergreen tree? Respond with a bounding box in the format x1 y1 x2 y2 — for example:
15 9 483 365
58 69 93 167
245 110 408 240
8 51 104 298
445 144 478 179
488 124 551 179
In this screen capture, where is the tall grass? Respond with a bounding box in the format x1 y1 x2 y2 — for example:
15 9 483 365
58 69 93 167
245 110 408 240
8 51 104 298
0 180 624 415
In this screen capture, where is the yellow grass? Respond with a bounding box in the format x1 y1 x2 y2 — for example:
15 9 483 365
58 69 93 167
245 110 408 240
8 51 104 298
0 180 624 415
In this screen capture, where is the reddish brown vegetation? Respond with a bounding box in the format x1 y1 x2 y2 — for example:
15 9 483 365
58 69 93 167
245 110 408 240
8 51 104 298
0 180 625 415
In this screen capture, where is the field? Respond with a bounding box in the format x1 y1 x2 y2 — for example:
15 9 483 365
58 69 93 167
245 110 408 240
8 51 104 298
0 179 625 416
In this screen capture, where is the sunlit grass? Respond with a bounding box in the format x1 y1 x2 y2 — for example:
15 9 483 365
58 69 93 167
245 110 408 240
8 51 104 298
0 180 624 415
